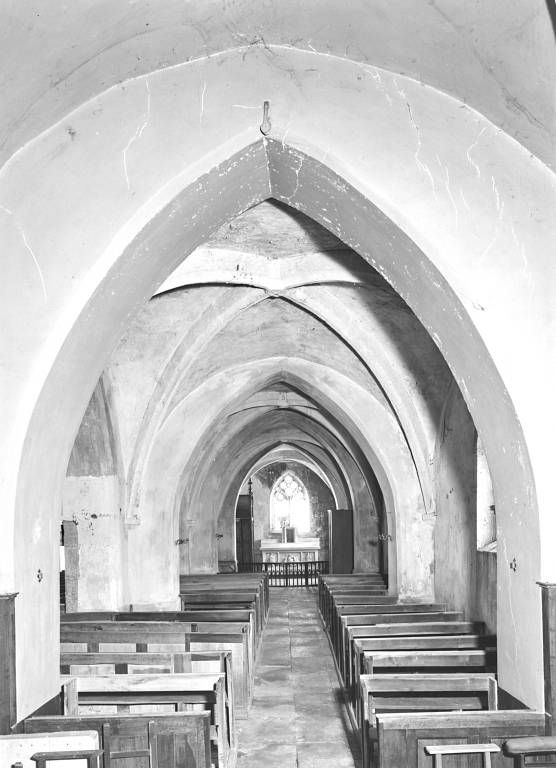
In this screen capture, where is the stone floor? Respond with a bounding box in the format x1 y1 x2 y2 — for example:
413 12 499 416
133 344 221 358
237 587 361 768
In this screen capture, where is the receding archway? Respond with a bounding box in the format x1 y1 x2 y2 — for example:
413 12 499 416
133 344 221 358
9 121 543 718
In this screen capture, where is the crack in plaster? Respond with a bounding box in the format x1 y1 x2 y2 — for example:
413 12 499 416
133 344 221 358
122 78 151 192
286 151 304 202
0 202 47 300
281 117 293 151
459 188 471 212
200 81 207 124
359 64 394 106
406 102 438 200
510 222 527 271
466 126 487 178
491 174 501 212
436 154 459 228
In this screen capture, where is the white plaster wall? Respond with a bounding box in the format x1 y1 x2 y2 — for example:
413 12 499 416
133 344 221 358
62 475 127 610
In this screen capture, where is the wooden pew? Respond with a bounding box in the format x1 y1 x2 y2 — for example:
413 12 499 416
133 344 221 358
360 674 498 768
322 592 395 620
179 596 263 637
25 712 211 768
320 584 390 625
179 575 269 624
350 635 496 709
61 673 233 768
321 593 397 628
60 650 231 678
335 611 465 677
361 649 497 676
60 622 252 718
0 731 100 768
59 650 235 754
331 604 450 656
375 711 546 768
63 609 260 656
318 573 387 616
343 621 484 693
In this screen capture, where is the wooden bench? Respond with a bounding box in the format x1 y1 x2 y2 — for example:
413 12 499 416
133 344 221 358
360 674 498 768
320 594 397 628
59 650 235 729
61 673 233 768
25 712 211 768
332 605 453 659
320 584 390 625
60 622 252 718
179 594 262 635
349 635 496 707
318 573 388 617
63 609 260 656
375 711 546 768
179 575 269 624
335 612 465 677
0 731 100 768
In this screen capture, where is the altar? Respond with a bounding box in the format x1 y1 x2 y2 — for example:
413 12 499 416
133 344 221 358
260 538 321 563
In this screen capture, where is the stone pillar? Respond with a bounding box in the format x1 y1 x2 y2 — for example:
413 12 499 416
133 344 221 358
0 593 17 733
538 583 556 733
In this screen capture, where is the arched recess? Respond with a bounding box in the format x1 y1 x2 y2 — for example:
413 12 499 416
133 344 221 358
4 53 547 715
243 444 349 508
215 434 385 576
214 437 360 567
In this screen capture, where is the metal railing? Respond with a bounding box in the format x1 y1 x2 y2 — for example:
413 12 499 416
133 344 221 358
237 560 329 587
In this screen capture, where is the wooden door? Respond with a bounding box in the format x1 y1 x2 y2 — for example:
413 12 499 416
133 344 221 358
328 508 354 574
235 494 254 566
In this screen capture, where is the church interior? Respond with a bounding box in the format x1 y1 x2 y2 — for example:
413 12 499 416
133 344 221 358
0 2 555 767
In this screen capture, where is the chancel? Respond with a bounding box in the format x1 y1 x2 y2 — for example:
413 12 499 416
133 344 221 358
0 2 555 768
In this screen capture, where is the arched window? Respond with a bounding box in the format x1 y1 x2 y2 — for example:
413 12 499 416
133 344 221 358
270 472 311 534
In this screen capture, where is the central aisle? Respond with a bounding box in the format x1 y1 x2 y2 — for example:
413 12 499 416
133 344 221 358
237 587 361 768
